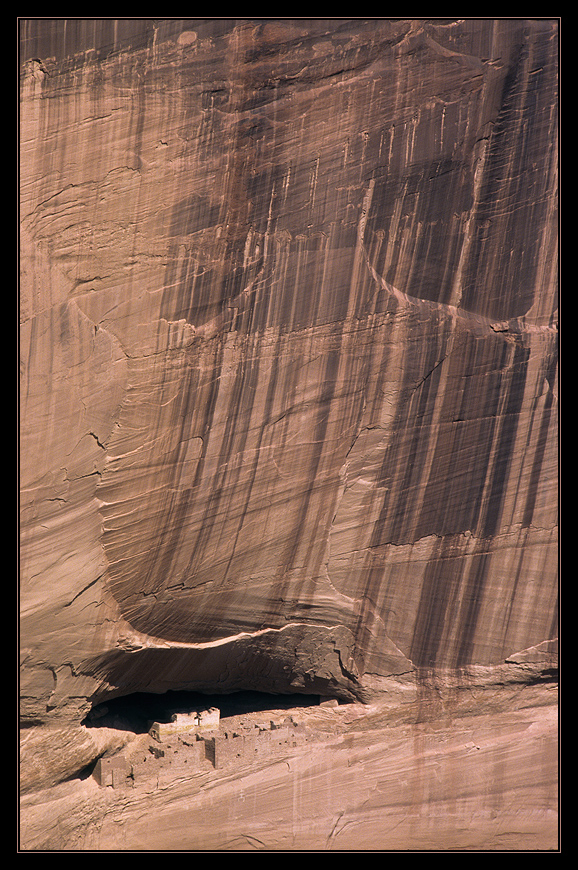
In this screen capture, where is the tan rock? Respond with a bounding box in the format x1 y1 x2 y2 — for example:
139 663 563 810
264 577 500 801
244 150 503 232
20 18 558 847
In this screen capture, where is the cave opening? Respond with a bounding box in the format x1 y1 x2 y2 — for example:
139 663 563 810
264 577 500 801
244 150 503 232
82 689 343 734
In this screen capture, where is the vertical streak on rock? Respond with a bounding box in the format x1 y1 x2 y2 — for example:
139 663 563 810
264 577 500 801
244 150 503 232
20 19 558 716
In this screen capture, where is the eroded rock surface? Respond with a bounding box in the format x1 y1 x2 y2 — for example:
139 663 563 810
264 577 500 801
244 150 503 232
20 18 558 845
20 685 558 850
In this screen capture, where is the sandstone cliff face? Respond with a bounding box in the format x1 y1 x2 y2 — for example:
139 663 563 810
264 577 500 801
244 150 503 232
20 18 558 785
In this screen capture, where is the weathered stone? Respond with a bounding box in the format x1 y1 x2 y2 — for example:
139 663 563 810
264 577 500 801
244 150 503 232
19 17 558 849
93 754 128 788
149 706 220 740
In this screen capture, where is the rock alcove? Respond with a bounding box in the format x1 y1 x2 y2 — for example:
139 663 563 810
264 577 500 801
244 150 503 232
83 689 339 735
19 17 558 848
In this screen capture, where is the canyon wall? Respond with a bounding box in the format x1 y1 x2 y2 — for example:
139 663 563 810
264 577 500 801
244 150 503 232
20 18 558 780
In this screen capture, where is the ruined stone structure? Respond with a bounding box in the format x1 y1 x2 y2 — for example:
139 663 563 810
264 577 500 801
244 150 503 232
207 717 313 769
19 18 558 850
101 711 318 789
146 706 313 772
149 706 220 741
93 754 129 788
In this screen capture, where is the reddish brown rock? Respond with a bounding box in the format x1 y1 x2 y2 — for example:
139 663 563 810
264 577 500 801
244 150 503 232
20 19 558 845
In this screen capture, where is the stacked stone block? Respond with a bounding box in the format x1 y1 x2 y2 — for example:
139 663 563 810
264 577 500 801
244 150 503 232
93 755 129 788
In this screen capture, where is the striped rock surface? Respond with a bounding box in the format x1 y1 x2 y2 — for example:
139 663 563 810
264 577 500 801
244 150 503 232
20 20 558 801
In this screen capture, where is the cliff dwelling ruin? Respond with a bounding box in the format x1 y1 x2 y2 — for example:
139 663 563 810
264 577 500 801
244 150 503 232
83 690 343 789
19 16 558 850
